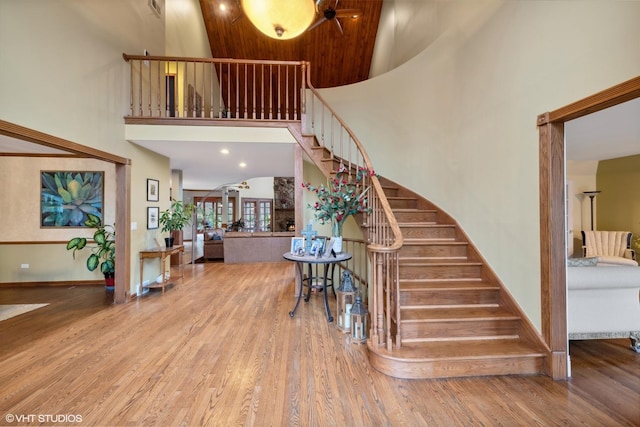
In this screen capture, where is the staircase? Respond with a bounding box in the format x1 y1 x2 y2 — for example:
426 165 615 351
367 178 548 379
292 123 548 379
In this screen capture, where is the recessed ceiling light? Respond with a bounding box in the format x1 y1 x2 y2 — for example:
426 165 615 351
220 149 229 154
239 162 247 168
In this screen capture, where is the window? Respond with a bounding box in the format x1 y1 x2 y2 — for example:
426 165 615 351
194 196 236 230
242 198 272 232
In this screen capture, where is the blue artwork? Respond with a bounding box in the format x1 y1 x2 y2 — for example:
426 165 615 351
41 171 104 227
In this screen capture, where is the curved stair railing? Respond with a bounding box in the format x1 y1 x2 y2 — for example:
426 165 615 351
302 82 404 351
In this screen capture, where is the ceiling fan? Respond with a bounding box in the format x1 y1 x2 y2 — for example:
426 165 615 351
307 0 362 35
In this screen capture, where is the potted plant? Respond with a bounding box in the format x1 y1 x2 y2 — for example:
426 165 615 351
66 213 116 290
229 217 245 232
159 199 195 247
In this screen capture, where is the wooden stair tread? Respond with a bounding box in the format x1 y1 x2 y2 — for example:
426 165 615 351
370 340 545 361
392 208 437 213
402 240 467 246
401 306 517 321
399 280 498 290
399 260 483 266
400 241 467 248
399 257 478 263
402 238 457 244
398 223 453 227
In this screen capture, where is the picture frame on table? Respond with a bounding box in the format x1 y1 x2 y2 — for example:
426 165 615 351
310 236 327 256
147 206 159 229
291 237 304 254
147 178 159 202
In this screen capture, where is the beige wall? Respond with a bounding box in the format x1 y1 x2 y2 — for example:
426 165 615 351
597 155 640 246
320 1 640 330
0 1 171 292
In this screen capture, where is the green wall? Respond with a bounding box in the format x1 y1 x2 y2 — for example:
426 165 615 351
597 154 640 252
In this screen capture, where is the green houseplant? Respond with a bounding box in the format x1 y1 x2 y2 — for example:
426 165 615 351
159 199 195 247
66 213 116 289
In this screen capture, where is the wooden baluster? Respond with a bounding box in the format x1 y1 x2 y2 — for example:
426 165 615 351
156 60 161 117
261 64 265 120
147 57 152 117
252 64 256 119
129 60 134 116
137 60 143 116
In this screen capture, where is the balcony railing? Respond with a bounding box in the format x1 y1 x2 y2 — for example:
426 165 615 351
122 54 308 121
123 54 404 351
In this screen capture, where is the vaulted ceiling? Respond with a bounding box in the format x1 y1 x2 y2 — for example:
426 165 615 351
199 0 383 89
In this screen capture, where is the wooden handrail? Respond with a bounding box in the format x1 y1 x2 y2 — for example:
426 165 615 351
304 78 403 351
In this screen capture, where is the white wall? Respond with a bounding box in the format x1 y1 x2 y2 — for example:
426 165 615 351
567 160 599 256
321 1 640 330
166 0 212 57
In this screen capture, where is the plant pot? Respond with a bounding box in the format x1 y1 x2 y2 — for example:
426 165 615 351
165 237 174 247
104 272 115 292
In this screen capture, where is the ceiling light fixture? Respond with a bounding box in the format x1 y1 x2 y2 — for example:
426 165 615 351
241 0 316 40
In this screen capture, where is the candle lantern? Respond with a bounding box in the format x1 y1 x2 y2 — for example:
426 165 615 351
336 270 356 333
350 295 368 344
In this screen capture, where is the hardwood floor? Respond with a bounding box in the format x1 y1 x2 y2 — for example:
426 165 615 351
0 262 638 426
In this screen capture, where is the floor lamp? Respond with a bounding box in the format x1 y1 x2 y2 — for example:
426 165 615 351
583 191 601 231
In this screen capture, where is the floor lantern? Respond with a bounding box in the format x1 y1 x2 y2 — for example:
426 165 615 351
336 270 356 333
350 295 368 344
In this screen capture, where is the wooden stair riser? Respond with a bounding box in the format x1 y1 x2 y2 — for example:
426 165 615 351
399 264 483 281
400 225 457 240
388 198 418 210
399 289 498 306
321 157 344 172
400 318 520 340
368 352 545 380
382 186 399 198
399 243 468 259
393 210 438 223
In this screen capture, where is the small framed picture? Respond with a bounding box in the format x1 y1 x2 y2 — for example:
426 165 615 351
291 237 304 254
310 236 327 256
147 206 159 229
147 179 159 202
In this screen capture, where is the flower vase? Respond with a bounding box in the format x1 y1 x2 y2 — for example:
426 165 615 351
331 221 343 254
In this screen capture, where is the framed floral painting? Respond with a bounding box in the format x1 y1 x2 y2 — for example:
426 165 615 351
41 171 104 227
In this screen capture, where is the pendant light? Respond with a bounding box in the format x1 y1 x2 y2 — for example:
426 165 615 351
241 0 316 40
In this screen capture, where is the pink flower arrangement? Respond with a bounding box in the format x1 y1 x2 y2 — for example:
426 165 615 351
302 165 376 236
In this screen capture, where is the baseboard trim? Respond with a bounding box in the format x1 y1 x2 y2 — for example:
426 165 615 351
0 280 102 288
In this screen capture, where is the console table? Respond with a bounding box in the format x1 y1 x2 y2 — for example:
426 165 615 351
283 251 352 322
139 245 184 295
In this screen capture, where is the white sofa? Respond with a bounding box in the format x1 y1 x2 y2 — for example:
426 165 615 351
567 255 640 339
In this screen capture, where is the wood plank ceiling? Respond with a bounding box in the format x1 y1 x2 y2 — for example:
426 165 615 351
199 0 383 89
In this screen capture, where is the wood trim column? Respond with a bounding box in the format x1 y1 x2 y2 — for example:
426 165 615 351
537 75 640 379
538 118 567 379
115 163 131 304
294 144 303 234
